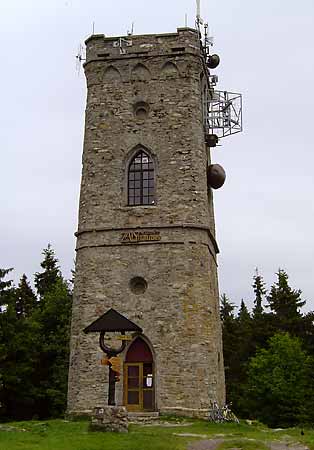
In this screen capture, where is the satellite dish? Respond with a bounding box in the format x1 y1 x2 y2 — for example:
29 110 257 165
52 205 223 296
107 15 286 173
205 134 219 147
207 164 226 189
207 54 220 69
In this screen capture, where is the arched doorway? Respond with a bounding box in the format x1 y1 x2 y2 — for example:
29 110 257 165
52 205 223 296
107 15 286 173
124 337 155 411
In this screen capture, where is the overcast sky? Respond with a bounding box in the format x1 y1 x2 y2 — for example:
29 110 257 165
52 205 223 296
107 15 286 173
1 0 313 312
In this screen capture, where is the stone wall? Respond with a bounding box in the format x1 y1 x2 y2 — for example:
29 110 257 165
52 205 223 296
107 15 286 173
67 27 225 418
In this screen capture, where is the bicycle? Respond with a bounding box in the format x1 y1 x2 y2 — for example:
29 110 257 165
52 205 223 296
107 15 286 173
208 401 239 424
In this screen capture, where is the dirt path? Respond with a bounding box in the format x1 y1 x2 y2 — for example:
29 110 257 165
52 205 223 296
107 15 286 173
269 443 309 450
188 439 309 450
187 440 224 450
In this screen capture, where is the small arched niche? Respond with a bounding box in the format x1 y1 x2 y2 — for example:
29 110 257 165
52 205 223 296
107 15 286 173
161 61 179 77
124 336 155 411
133 101 150 121
104 65 122 81
131 63 151 81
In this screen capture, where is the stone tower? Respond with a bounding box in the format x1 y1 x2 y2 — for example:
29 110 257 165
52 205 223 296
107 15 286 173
67 27 225 418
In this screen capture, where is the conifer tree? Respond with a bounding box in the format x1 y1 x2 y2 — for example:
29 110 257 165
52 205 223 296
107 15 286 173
266 269 305 336
238 299 251 322
220 294 239 404
232 300 253 414
0 268 14 418
237 300 252 353
34 278 72 416
14 274 37 318
0 248 72 420
0 268 38 420
32 245 72 417
34 244 62 299
0 268 13 311
252 268 266 318
220 294 237 370
0 268 13 290
251 269 273 351
220 293 236 323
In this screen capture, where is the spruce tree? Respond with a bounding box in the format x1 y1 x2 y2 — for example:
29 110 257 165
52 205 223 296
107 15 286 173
220 293 236 323
251 269 273 351
0 268 38 420
266 269 305 335
0 249 73 420
34 278 72 416
220 294 238 404
32 246 72 417
232 300 253 415
34 244 62 300
238 300 251 322
14 274 37 318
252 268 266 318
0 268 13 311
237 300 252 354
0 268 14 418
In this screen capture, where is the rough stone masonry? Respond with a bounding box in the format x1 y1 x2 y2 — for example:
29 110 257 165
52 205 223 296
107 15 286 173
67 27 225 418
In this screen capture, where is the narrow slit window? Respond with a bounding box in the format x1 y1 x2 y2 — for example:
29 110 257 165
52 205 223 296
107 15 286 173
128 150 155 206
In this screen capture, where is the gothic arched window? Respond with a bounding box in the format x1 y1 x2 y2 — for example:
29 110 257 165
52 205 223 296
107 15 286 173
128 150 155 206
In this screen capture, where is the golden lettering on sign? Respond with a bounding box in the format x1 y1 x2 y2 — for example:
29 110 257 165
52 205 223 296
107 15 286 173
117 335 132 341
121 231 161 243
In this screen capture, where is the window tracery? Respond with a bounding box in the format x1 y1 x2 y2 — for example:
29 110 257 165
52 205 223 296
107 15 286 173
128 150 155 206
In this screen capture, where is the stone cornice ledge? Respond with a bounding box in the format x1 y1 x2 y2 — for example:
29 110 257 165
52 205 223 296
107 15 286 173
75 223 219 254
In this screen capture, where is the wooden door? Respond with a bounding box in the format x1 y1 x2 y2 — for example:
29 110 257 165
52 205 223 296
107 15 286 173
124 362 154 411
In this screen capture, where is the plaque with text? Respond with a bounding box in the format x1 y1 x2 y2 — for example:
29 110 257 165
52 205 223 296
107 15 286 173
121 231 161 243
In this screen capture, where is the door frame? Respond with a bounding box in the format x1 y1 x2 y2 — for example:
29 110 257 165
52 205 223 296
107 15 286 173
124 362 155 411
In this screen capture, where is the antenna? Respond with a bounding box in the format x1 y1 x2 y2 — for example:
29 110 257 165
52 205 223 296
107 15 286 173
92 21 95 35
195 0 243 143
75 44 86 76
185 13 188 27
127 22 134 36
196 0 201 21
196 0 203 24
113 37 133 54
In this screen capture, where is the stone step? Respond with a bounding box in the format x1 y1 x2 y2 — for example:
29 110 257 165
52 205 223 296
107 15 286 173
128 411 160 423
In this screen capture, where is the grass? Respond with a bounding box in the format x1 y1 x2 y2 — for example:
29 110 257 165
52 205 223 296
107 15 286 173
0 418 314 450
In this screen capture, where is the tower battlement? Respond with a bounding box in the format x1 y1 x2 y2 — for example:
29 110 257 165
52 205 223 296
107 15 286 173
85 28 200 63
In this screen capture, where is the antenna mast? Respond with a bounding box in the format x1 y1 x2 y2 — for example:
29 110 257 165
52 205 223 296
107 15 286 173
75 44 86 76
195 0 243 143
196 0 201 23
